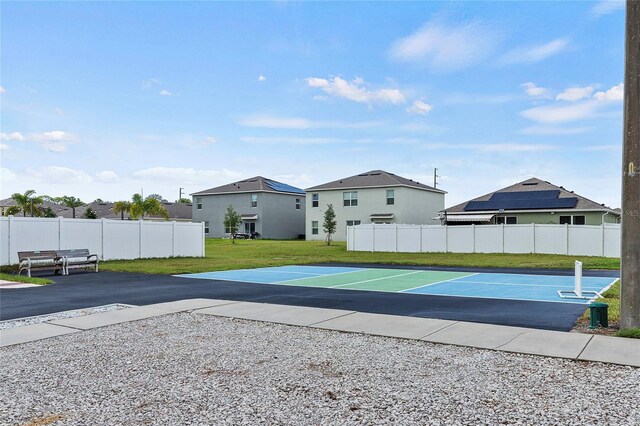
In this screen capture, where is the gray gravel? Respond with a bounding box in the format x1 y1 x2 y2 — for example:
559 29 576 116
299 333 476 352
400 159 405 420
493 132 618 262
0 304 133 330
1 313 638 425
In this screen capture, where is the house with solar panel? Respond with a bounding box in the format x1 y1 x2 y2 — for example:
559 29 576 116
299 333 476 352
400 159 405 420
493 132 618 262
440 177 620 225
191 177 305 239
305 170 446 241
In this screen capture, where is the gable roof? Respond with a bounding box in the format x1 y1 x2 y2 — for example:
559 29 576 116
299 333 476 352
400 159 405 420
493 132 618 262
305 170 446 193
443 177 619 214
59 201 193 220
0 198 71 215
191 176 305 196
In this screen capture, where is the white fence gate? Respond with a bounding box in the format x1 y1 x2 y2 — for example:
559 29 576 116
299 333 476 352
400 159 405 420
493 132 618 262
347 223 621 258
0 216 205 265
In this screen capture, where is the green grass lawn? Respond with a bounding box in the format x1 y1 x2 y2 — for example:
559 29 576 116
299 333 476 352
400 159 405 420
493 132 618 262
0 272 52 285
101 239 620 275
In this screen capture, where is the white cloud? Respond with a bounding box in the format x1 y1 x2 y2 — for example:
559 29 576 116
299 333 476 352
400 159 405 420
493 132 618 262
406 100 433 115
501 38 569 64
42 142 67 153
520 101 599 123
594 83 623 102
0 167 17 181
238 114 382 129
159 89 172 96
556 85 595 102
31 130 76 142
142 78 161 89
520 126 593 135
521 82 551 98
388 19 500 70
0 143 9 151
95 171 120 183
305 76 405 104
475 143 556 153
26 166 92 184
589 0 625 17
443 93 513 105
240 136 345 145
0 86 5 94
258 75 266 81
584 145 621 152
0 132 24 141
133 167 242 186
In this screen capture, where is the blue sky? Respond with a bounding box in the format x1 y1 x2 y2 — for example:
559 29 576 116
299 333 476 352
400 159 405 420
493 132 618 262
0 1 626 208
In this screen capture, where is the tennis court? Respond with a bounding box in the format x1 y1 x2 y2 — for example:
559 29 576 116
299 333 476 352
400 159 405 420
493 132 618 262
177 265 617 305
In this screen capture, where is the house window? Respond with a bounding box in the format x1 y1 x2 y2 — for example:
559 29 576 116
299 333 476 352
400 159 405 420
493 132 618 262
296 198 301 210
560 216 571 225
196 197 202 210
251 194 257 208
204 221 210 234
311 221 319 235
573 215 586 225
225 226 231 233
312 193 319 208
386 190 395 205
343 191 358 207
496 216 517 225
346 220 361 227
560 215 585 225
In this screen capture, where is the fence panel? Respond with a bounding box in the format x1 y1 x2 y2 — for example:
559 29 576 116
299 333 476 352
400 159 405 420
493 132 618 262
175 222 204 257
474 225 503 253
0 218 9 265
504 225 534 253
373 225 397 252
568 226 603 256
353 225 374 251
103 220 142 260
447 226 474 253
61 219 103 257
397 225 421 253
422 226 446 252
141 221 174 258
534 225 567 254
604 224 621 258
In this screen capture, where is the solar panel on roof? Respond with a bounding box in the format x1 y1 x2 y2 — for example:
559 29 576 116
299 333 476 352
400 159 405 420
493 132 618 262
464 197 577 211
491 190 560 201
265 180 305 194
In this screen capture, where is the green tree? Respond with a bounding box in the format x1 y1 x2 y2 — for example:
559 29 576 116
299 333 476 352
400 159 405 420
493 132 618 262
112 201 131 220
323 204 337 246
55 196 85 219
129 193 169 220
147 193 166 202
83 207 98 219
10 190 44 217
223 205 242 244
176 198 191 204
41 207 57 218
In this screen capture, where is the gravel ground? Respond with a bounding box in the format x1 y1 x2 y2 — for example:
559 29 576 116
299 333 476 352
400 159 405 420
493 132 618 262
1 313 639 426
0 304 133 330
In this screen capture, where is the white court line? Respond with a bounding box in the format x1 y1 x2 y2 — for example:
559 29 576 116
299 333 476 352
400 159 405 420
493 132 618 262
428 280 608 289
274 269 368 284
400 273 479 293
329 270 425 288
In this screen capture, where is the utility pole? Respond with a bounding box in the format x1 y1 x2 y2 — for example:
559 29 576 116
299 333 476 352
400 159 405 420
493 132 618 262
433 168 439 189
179 187 184 201
620 0 640 330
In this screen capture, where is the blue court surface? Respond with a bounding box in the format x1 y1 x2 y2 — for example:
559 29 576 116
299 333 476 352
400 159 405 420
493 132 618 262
177 265 617 305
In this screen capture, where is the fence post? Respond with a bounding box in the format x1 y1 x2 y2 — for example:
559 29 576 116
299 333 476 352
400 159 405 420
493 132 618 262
501 223 505 253
532 223 536 254
445 225 449 253
472 224 476 253
395 224 399 252
101 218 105 260
419 225 423 252
566 223 570 255
201 221 205 257
58 216 63 249
8 215 13 264
372 225 376 252
601 223 606 257
139 220 143 259
172 221 176 257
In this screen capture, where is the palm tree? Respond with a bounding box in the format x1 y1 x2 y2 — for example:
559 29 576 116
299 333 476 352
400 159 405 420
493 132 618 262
10 190 44 217
112 201 132 220
129 194 169 220
56 196 85 219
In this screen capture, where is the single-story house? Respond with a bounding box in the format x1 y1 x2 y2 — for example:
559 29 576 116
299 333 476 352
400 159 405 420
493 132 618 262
440 177 620 225
305 170 446 241
191 176 305 239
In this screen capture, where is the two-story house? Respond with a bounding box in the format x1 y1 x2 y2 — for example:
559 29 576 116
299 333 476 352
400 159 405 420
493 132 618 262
305 170 446 241
192 176 305 239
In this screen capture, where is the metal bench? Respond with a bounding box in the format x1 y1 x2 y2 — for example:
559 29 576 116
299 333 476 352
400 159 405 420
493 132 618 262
56 249 99 275
18 250 64 277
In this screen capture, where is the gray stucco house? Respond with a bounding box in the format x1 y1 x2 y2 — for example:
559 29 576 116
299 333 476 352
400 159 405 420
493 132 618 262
191 176 306 239
305 170 446 242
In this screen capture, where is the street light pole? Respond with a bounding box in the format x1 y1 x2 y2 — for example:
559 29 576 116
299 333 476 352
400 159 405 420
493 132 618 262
620 0 640 330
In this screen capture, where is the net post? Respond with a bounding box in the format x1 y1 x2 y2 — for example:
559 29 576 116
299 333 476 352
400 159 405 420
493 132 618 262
575 260 583 298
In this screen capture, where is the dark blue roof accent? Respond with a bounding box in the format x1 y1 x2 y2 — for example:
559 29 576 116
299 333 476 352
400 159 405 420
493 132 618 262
464 197 578 211
491 190 560 201
265 180 305 194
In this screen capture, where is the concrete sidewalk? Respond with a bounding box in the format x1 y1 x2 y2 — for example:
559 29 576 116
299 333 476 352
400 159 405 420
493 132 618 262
1 298 638 368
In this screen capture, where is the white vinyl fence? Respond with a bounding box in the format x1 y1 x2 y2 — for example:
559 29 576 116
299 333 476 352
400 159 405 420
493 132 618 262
347 223 621 258
0 216 205 265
